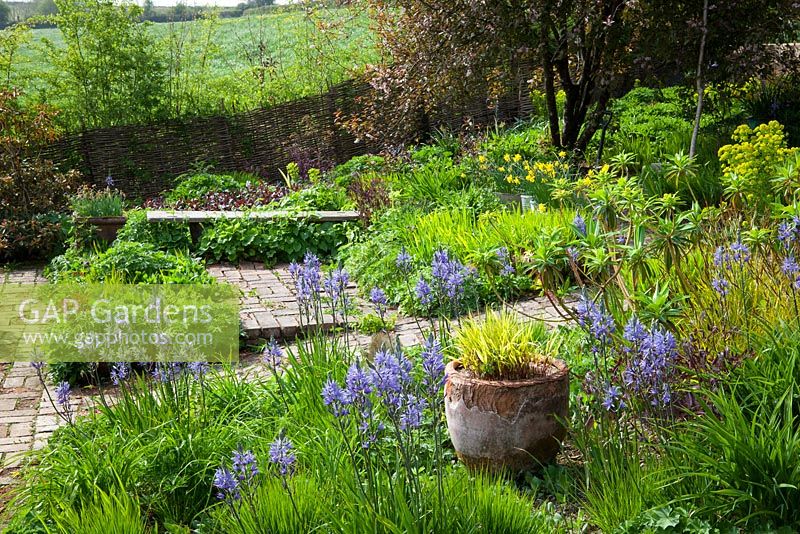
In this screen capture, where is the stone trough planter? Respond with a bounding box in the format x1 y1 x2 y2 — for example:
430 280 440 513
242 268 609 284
494 192 522 209
444 359 569 473
80 216 127 243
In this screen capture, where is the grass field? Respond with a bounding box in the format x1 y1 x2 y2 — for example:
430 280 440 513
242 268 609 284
9 6 377 128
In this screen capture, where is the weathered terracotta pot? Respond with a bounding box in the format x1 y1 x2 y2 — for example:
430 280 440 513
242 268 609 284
444 359 569 473
82 216 126 243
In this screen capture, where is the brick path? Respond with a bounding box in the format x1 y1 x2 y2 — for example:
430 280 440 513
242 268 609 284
208 262 370 341
0 262 568 489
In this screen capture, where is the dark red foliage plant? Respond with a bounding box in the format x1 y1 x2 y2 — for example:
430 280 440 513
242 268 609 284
144 182 289 211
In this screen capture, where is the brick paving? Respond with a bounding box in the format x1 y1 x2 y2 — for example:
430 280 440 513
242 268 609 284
207 261 371 341
0 262 568 489
0 362 93 487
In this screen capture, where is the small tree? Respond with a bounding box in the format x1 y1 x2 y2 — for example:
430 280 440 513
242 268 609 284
638 0 800 157
142 0 154 20
0 23 30 87
171 2 189 21
357 0 799 153
44 0 167 130
356 0 641 151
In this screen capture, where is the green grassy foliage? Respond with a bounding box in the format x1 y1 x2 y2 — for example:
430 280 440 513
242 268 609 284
5 333 556 533
9 7 377 130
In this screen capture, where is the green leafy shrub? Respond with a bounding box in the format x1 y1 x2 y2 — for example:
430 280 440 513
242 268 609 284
356 312 396 334
47 242 212 284
478 120 550 164
619 507 713 534
329 154 388 188
277 183 354 211
395 156 470 203
436 183 503 213
608 87 692 146
0 212 72 262
47 361 105 386
167 171 249 203
198 216 353 265
409 143 453 164
115 209 193 252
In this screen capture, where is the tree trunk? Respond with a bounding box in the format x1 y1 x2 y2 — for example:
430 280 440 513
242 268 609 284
690 0 709 158
541 39 561 147
575 91 611 154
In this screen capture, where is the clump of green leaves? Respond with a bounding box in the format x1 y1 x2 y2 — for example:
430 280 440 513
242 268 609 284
45 0 167 130
198 216 353 265
453 311 552 379
167 171 250 203
356 312 396 334
47 241 212 284
70 185 125 217
115 209 192 252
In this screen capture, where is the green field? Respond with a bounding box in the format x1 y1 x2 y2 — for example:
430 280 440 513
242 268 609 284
9 6 377 129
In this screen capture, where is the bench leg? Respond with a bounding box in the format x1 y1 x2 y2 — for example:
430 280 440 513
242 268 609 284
190 222 203 244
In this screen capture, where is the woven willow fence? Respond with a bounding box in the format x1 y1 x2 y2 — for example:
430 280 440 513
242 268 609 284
40 73 533 198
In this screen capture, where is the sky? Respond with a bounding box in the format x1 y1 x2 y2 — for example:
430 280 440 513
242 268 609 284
13 0 294 7
146 0 293 7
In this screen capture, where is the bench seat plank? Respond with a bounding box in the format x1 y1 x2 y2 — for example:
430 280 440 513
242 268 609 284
146 210 361 223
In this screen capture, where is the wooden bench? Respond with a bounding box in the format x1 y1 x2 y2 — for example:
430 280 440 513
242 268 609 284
146 210 361 242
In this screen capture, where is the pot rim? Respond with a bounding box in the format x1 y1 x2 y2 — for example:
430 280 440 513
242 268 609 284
81 216 127 223
446 359 569 388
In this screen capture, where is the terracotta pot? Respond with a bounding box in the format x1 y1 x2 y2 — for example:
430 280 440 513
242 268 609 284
82 216 127 243
444 359 569 473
